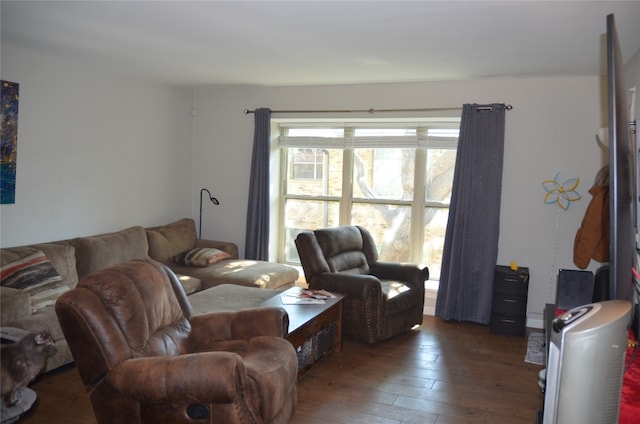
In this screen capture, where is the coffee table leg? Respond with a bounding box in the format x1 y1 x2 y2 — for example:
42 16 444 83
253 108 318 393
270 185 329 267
334 302 342 353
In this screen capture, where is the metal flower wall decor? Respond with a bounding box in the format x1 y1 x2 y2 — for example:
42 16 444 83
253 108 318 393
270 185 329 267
542 172 582 210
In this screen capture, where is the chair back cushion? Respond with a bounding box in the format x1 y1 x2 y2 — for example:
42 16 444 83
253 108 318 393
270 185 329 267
56 258 192 388
1 241 78 290
297 226 379 278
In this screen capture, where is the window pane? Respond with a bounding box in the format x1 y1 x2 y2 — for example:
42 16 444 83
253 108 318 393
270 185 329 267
425 148 456 204
286 148 342 196
422 207 448 281
284 199 340 262
353 148 415 201
291 148 323 179
351 202 411 262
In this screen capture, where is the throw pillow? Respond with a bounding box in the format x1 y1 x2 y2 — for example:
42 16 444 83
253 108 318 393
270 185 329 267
1 251 70 313
173 247 231 267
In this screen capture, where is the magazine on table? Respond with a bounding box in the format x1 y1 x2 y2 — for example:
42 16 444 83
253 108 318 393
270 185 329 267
281 289 336 305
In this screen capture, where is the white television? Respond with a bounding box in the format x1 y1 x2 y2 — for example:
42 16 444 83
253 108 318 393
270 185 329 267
543 300 631 424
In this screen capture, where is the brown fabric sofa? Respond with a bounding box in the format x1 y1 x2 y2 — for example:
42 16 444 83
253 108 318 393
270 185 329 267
55 258 297 424
1 241 80 371
1 218 298 373
146 218 298 292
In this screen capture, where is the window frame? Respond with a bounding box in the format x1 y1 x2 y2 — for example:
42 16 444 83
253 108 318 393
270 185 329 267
274 118 460 277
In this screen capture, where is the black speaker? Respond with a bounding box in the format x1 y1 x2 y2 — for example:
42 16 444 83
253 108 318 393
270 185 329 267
556 269 594 310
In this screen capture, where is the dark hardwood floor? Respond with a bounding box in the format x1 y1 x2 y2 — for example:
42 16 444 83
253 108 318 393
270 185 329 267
20 316 544 424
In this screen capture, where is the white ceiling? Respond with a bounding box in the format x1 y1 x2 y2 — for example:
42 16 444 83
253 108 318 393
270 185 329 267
2 1 640 88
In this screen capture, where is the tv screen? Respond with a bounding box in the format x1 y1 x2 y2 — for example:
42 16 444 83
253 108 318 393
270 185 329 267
607 14 634 302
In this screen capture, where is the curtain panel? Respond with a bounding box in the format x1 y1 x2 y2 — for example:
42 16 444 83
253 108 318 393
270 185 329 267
435 103 506 324
244 108 271 260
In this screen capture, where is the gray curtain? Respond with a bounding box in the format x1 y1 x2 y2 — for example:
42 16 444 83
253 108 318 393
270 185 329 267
435 103 506 324
244 108 271 260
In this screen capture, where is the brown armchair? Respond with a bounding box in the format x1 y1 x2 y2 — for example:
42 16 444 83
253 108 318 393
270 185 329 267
295 225 429 344
55 258 297 424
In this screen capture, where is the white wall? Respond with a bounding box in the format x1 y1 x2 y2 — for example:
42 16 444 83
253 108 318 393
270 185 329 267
4 34 636 328
625 48 639 124
0 40 195 246
193 76 604 327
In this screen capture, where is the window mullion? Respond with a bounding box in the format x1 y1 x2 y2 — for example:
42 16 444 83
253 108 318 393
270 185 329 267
411 145 427 264
277 147 288 263
340 128 354 224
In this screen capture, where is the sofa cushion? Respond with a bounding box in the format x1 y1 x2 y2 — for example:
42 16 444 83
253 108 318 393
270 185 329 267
1 251 71 313
147 218 197 263
1 251 61 286
0 286 31 323
175 274 202 295
1 241 78 289
188 284 279 315
173 247 231 267
168 259 299 290
72 226 149 278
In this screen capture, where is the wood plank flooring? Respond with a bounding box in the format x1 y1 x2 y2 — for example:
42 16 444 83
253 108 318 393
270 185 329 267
18 315 544 424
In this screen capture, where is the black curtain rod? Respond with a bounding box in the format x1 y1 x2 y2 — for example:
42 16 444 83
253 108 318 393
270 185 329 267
243 104 512 115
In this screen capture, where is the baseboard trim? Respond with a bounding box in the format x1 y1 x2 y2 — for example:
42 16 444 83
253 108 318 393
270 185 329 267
527 317 544 329
420 315 545 329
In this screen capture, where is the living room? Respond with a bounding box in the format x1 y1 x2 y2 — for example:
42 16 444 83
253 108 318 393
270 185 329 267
1 2 640 423
2 1 638 328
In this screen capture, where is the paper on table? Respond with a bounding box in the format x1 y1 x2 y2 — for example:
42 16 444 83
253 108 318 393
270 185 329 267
281 295 325 305
280 289 335 304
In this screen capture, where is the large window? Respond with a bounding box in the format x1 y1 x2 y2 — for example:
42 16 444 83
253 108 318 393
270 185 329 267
277 120 459 282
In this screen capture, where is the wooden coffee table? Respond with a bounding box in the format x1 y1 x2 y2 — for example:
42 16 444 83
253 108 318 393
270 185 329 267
260 286 344 377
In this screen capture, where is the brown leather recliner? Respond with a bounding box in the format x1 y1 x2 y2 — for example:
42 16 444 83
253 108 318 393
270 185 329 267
55 258 297 424
295 225 429 344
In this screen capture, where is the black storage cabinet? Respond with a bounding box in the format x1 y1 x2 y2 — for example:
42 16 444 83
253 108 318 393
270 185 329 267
490 265 529 336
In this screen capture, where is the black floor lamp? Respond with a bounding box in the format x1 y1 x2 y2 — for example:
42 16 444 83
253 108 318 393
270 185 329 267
199 188 219 239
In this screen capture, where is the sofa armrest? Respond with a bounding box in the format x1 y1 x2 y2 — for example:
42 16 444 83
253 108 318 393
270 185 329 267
194 239 239 259
0 286 31 324
188 307 288 348
369 262 429 290
308 273 382 299
108 352 250 403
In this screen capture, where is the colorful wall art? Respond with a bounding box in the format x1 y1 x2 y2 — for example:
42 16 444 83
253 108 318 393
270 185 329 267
1 80 19 204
